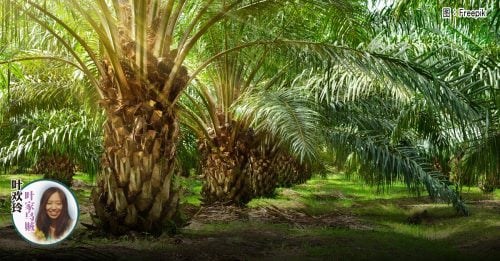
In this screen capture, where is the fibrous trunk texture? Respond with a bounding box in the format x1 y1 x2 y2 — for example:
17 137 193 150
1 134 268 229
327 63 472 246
92 56 188 234
200 118 256 205
88 3 190 234
200 117 286 204
246 149 279 197
33 154 75 186
275 154 312 187
479 175 500 193
200 129 313 204
201 147 283 204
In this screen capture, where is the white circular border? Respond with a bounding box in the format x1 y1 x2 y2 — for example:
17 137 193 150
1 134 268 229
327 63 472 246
12 179 79 245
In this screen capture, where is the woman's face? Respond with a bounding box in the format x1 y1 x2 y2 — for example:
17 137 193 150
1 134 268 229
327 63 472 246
45 192 63 220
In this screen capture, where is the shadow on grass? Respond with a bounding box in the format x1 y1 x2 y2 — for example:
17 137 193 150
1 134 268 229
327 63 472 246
1 220 498 261
1 173 498 260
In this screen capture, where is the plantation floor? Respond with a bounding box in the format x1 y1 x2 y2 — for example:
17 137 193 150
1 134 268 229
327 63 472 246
0 173 499 260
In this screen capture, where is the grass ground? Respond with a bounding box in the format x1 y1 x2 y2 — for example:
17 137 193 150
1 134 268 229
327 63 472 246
0 172 499 260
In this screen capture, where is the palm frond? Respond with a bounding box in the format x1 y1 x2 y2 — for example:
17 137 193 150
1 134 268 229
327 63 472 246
0 109 103 176
329 128 469 215
234 87 323 162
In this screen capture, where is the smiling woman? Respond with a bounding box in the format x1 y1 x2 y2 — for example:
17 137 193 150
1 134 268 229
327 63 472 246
34 187 72 242
11 180 79 245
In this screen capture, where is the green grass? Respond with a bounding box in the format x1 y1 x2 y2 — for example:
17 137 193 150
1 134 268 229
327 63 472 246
298 228 467 260
73 172 95 185
185 173 500 259
249 174 437 216
0 174 43 197
0 172 94 197
179 176 202 206
1 171 499 259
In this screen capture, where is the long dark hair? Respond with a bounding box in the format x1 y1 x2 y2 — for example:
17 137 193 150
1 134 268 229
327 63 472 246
36 187 71 239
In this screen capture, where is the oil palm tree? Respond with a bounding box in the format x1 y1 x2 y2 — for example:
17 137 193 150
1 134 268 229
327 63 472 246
178 1 369 204
234 87 323 189
2 0 487 233
308 0 498 214
179 55 323 204
0 109 103 185
0 43 103 185
371 0 499 191
3 0 347 233
3 0 382 231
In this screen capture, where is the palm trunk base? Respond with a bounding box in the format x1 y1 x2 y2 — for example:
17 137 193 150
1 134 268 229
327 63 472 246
33 154 75 186
201 147 280 204
200 151 251 205
91 172 181 235
200 125 255 205
479 176 499 193
247 154 278 197
275 155 312 187
92 95 182 234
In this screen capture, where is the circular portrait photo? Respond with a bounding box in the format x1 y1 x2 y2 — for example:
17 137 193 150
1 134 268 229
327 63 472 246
12 180 79 245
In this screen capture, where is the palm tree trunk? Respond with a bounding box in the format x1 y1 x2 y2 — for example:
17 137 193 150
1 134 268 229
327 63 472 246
275 154 312 187
92 102 180 234
34 154 75 187
200 125 255 205
91 55 187 234
200 129 282 204
247 150 278 197
200 148 252 205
